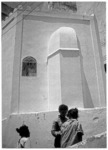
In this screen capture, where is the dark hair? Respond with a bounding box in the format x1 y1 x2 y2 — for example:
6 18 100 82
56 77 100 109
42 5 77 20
67 108 79 119
59 104 68 112
16 125 30 137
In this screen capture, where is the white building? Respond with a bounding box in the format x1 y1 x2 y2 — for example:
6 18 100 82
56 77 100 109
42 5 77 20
2 2 106 148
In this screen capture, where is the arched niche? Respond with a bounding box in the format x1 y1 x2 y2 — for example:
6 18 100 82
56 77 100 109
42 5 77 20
48 27 79 56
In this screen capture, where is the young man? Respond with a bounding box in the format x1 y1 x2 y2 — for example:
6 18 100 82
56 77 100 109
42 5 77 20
51 104 68 148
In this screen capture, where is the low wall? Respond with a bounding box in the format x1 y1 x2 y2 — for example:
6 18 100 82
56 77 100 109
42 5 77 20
71 132 106 148
2 108 106 148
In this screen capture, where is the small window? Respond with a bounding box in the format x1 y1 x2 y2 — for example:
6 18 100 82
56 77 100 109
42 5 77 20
22 57 37 76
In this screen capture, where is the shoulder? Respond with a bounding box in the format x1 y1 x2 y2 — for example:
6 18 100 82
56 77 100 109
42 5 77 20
69 119 79 128
25 138 31 148
21 137 31 148
76 120 82 127
20 137 28 144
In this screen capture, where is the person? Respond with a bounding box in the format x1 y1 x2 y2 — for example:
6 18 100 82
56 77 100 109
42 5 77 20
61 108 84 148
51 104 68 148
16 124 31 148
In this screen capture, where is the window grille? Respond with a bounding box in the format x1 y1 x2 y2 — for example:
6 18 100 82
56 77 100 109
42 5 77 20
22 57 37 76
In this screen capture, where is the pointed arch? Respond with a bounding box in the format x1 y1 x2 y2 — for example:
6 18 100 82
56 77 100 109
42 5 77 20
22 56 37 76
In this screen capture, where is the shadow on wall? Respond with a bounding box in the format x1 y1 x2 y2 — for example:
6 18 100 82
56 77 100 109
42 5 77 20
78 39 94 108
26 15 90 25
61 50 79 58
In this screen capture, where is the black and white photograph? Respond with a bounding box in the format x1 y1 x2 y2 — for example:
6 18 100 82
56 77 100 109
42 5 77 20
2 1 106 148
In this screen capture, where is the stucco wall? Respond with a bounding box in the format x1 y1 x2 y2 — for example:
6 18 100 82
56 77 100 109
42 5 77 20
2 108 106 148
76 2 106 57
48 54 61 110
2 11 106 116
61 50 83 108
19 19 48 113
50 2 106 58
2 15 16 118
17 14 105 112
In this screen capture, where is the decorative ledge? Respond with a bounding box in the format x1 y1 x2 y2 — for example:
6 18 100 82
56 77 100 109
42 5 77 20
48 48 79 59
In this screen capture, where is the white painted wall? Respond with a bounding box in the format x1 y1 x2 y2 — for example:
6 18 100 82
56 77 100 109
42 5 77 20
48 54 61 110
61 50 83 108
2 17 16 118
2 12 106 116
19 19 49 113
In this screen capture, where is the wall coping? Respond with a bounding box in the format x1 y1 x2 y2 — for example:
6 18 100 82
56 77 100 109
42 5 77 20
2 9 94 29
2 107 106 120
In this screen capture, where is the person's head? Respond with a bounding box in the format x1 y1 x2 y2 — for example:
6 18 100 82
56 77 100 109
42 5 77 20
67 108 79 119
16 125 30 138
59 104 68 117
